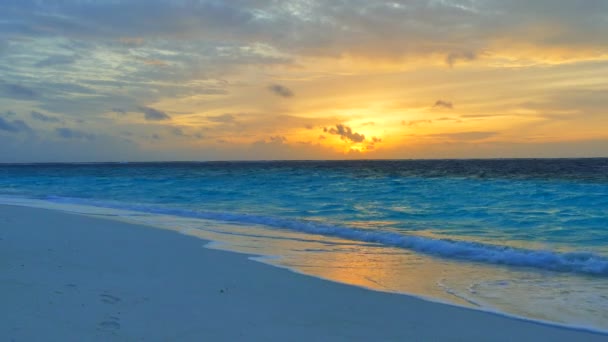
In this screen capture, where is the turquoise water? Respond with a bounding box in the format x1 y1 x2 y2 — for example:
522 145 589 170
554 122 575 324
1 160 607 331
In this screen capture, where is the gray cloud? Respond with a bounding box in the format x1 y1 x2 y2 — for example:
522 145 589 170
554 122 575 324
139 106 171 121
324 124 365 143
2 1 608 64
55 127 95 140
365 136 383 150
268 84 294 98
207 113 236 123
0 82 39 100
522 89 608 116
171 127 186 137
111 108 127 115
269 135 287 144
35 55 77 67
31 111 61 123
446 51 477 67
434 100 453 109
0 117 32 133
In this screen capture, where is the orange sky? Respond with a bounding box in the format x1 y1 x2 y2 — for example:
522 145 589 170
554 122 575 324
1 1 607 161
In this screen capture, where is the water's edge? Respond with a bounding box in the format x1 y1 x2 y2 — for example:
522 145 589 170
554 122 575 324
2 196 607 336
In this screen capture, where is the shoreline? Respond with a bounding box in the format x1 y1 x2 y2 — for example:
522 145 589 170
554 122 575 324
2 204 607 341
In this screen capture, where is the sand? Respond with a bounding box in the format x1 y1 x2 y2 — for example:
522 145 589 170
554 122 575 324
1 204 606 341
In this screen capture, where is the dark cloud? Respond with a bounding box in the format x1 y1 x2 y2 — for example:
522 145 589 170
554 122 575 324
324 124 365 143
171 127 186 136
433 100 454 109
268 84 294 98
0 117 32 133
269 135 287 144
35 55 77 67
55 127 95 140
207 113 235 123
0 82 39 100
31 111 61 123
138 106 171 121
365 136 383 150
446 51 477 67
43 82 96 95
250 136 288 152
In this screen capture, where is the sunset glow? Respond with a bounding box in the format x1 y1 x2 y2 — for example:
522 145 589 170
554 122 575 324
1 1 607 161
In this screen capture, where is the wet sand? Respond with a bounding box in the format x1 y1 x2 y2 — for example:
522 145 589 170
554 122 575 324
1 204 606 341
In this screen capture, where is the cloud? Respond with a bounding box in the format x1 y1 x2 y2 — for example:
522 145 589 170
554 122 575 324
119 37 144 46
111 108 127 115
31 111 61 123
207 113 236 123
430 131 497 141
446 51 477 67
35 55 77 67
403 119 432 126
364 136 383 150
0 117 32 133
0 82 39 100
138 106 171 121
433 100 453 109
170 127 186 137
143 59 169 67
324 124 365 143
55 127 95 140
268 135 287 144
2 0 608 66
268 84 294 98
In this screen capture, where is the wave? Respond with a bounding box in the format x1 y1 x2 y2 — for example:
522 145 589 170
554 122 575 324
36 196 608 277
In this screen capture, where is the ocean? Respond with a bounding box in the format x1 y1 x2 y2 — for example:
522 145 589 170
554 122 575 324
1 159 607 331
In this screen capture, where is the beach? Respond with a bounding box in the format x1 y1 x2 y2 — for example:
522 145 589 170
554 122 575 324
2 204 606 341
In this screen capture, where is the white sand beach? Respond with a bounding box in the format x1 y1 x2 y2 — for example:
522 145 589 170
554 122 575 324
1 204 606 341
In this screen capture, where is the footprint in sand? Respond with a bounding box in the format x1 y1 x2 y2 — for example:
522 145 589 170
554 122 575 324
100 293 122 305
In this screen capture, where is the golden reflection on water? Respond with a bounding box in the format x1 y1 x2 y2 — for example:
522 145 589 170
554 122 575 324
8 198 608 330
180 222 477 307
107 212 608 330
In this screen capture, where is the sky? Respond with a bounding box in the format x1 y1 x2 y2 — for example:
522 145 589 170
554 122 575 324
1 0 607 162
